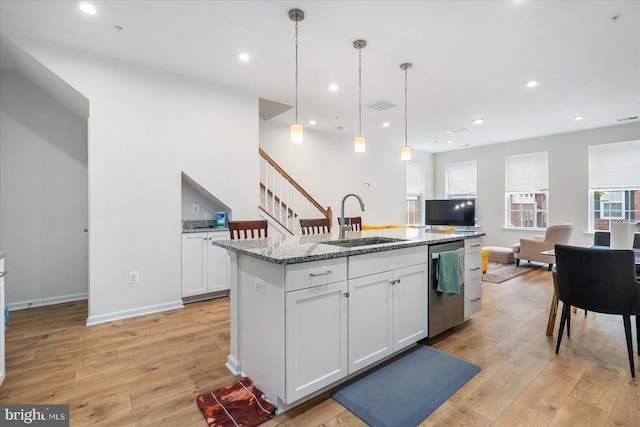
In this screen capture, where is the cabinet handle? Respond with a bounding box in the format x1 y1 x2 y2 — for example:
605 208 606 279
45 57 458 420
0 271 6 278
470 267 481 271
390 279 400 285
469 297 481 302
470 244 481 248
344 292 350 298
309 270 332 277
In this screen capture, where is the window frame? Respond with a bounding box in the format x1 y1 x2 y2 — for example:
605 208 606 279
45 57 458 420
504 151 549 230
588 140 640 232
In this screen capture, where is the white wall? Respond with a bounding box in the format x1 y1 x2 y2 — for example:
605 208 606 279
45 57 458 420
181 176 230 222
259 120 434 228
8 37 259 324
0 69 88 307
434 122 640 248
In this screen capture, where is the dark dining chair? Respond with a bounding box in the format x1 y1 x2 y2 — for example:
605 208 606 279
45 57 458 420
338 216 362 231
593 231 611 247
299 218 331 235
593 231 640 275
228 220 268 240
593 230 640 248
553 244 640 377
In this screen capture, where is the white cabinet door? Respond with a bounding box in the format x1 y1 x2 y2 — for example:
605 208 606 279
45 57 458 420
465 282 482 317
464 237 483 318
285 281 348 403
181 233 207 297
348 272 393 374
392 264 428 351
207 232 230 292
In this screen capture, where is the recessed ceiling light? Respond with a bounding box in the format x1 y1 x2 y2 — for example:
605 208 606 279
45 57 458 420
525 80 539 88
574 115 584 121
79 2 97 15
382 122 390 128
328 84 339 92
472 118 485 125
238 53 250 62
309 120 316 125
447 140 454 144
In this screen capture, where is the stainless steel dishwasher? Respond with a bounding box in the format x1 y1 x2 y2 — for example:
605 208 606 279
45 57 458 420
428 241 465 337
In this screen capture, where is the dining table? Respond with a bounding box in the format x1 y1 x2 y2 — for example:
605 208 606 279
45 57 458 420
543 246 640 336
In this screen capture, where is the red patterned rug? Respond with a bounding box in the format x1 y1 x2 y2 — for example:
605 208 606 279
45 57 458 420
197 377 275 427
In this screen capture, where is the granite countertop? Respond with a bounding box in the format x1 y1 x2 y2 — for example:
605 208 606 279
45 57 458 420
0 250 7 260
182 227 229 233
212 228 484 265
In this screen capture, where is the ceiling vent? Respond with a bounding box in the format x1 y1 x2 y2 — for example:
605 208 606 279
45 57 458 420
617 116 638 122
447 126 472 134
367 100 396 111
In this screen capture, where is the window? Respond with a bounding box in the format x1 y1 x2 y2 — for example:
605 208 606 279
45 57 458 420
406 161 424 225
446 160 477 200
589 140 640 231
406 195 420 225
505 151 548 229
599 191 624 219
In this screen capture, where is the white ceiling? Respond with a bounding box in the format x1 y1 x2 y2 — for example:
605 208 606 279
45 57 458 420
1 0 638 153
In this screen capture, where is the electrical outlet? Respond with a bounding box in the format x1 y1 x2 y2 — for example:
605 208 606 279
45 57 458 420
128 271 140 284
192 204 200 214
255 278 265 295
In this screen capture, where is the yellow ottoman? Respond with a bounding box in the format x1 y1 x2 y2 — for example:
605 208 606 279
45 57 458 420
481 247 489 274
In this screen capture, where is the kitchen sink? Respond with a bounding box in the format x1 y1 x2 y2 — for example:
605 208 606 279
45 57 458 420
321 237 406 248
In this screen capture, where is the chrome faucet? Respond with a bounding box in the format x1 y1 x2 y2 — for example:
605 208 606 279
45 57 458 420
340 193 365 239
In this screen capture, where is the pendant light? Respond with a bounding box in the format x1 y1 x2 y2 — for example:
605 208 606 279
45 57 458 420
400 63 412 161
289 9 305 144
353 39 367 153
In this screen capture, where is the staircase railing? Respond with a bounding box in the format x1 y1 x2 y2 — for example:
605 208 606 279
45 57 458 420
259 148 332 235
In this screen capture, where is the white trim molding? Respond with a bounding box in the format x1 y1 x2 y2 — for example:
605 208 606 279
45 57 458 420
7 293 88 311
86 300 184 326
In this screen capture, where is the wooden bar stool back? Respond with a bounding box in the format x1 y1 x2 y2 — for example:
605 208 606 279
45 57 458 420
299 218 331 235
228 220 268 240
338 216 362 231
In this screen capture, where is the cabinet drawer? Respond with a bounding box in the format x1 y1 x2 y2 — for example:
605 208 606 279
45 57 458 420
285 258 348 292
464 282 482 318
349 246 427 279
464 237 482 254
464 252 482 285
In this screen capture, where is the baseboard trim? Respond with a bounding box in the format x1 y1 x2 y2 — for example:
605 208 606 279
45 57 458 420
85 300 184 326
7 293 88 311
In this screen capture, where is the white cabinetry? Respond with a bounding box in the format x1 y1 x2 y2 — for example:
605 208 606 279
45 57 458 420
285 280 348 402
348 248 427 374
348 271 393 373
181 232 229 298
464 237 483 318
231 244 445 411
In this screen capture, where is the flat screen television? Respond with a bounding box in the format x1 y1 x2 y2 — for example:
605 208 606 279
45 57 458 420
425 199 476 227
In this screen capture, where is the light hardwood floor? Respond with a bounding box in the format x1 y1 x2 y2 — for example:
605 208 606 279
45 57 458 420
1 268 638 426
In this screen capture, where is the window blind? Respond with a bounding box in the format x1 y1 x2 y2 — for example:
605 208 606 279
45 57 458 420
588 140 640 189
505 151 548 192
446 160 477 196
406 161 424 195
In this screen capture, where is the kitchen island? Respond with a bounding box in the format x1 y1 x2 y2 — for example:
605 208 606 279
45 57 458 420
213 227 483 412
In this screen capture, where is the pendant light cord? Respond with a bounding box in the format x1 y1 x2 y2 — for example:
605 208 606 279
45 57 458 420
295 21 299 124
358 47 362 136
404 68 408 147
